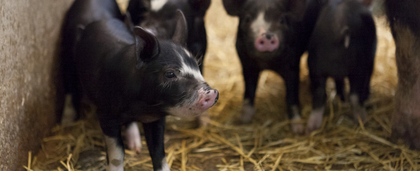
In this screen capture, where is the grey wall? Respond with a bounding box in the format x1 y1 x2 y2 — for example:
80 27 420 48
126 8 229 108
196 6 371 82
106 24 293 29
0 0 73 170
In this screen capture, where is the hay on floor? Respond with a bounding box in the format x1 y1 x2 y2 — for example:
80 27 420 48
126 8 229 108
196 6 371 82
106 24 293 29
26 0 419 171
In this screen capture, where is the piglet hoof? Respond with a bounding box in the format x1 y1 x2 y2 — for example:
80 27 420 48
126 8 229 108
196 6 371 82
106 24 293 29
290 116 305 135
196 112 210 128
61 95 77 125
306 111 324 135
390 120 406 144
126 122 142 153
349 94 367 123
352 107 367 124
239 102 255 124
391 112 420 149
76 149 104 170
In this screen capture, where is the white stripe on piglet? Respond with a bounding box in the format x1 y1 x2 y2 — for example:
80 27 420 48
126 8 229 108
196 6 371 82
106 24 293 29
251 12 271 39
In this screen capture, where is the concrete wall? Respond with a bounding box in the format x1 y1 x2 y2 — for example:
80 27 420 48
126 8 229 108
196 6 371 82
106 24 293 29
0 0 73 170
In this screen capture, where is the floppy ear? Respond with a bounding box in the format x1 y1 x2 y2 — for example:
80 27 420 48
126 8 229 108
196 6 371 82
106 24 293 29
188 0 211 16
133 26 160 68
172 10 188 46
222 0 246 16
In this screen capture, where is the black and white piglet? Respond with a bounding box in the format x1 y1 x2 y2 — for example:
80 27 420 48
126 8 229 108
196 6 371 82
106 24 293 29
126 0 211 72
223 0 314 134
74 11 218 171
60 0 124 123
126 0 212 126
306 0 376 134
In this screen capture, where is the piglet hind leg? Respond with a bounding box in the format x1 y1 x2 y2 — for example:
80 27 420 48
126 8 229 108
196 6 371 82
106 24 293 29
125 122 142 153
306 76 327 134
349 94 367 123
348 74 371 123
334 78 346 102
289 105 305 134
143 118 170 171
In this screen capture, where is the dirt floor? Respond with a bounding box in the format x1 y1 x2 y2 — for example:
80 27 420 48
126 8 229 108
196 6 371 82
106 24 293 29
26 0 420 171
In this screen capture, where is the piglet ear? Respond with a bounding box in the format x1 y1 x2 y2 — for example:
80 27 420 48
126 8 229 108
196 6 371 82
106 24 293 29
222 0 246 16
188 0 211 16
134 26 160 68
172 10 188 46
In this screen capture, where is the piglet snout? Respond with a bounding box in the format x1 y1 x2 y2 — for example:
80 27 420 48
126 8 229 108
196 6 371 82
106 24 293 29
199 89 219 110
254 33 279 52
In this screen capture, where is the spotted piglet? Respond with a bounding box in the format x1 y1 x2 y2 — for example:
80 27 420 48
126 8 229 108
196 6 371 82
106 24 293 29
126 0 211 72
74 11 218 171
126 0 212 127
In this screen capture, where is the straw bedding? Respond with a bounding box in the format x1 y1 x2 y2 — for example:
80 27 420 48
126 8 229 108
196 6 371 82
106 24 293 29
25 0 420 170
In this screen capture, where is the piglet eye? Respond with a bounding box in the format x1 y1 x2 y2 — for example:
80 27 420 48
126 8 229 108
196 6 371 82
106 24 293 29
165 72 176 78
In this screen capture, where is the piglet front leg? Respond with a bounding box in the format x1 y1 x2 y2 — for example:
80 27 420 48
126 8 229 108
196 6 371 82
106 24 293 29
104 135 124 171
99 116 124 171
143 118 170 171
240 65 260 124
282 68 305 135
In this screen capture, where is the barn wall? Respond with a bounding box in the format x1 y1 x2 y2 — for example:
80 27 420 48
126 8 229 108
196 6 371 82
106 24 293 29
0 0 73 170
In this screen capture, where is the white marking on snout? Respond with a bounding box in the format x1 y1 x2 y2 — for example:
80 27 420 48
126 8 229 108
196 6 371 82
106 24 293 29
104 135 124 171
251 12 271 39
166 87 206 118
157 157 170 171
151 0 168 12
166 100 201 118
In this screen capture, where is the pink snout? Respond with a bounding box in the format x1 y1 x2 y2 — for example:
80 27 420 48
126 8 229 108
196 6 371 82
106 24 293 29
199 89 219 110
254 33 279 52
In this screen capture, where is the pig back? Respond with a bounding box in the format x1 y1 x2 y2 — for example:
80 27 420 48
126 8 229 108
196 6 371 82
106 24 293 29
62 0 123 53
74 19 136 102
308 0 376 76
